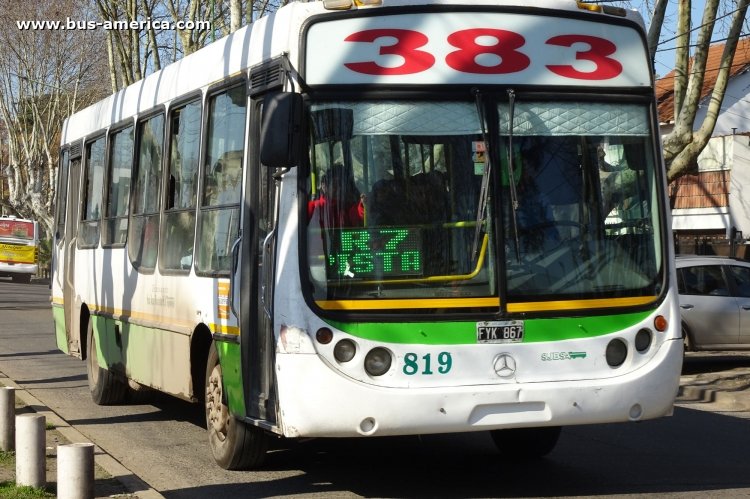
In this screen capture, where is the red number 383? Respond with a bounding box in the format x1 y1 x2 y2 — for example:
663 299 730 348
343 28 622 81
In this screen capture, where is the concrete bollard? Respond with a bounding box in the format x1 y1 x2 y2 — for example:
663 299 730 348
15 413 46 488
0 387 15 451
57 443 95 499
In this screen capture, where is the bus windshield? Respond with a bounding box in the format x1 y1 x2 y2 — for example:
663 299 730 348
305 99 663 311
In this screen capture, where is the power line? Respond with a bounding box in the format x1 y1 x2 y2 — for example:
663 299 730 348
655 33 750 53
657 3 747 47
585 1 747 52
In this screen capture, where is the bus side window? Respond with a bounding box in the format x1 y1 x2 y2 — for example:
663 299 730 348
55 149 69 241
161 99 201 272
196 84 246 275
80 136 106 248
129 113 165 271
103 126 134 246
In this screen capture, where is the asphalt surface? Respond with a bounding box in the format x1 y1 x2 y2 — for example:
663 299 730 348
4 277 750 498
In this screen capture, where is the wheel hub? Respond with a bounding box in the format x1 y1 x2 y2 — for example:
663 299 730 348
206 365 229 438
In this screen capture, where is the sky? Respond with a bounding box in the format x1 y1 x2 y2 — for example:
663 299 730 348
632 1 704 77
627 1 741 78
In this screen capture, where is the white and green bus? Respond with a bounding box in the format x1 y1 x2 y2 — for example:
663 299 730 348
52 0 683 469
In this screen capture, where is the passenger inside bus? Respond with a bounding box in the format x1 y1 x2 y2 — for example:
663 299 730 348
512 143 561 252
308 164 364 228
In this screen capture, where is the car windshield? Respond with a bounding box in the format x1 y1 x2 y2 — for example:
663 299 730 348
304 99 663 312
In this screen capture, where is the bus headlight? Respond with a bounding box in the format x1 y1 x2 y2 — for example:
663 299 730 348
635 328 652 353
605 339 628 367
333 339 356 363
364 347 392 376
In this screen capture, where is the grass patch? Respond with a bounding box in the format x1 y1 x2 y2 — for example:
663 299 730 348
0 450 14 467
0 482 54 498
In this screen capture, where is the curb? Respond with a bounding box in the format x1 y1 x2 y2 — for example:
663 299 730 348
1 375 165 499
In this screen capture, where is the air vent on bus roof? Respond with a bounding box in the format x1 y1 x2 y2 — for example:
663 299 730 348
250 59 285 96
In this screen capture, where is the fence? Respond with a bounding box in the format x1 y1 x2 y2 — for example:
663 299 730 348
674 236 750 260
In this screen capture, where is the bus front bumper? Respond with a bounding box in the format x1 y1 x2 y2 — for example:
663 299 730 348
273 338 682 438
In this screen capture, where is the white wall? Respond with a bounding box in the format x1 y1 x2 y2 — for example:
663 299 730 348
693 70 750 135
729 135 750 238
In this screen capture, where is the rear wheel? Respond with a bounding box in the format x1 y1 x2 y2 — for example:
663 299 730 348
490 426 561 459
86 321 127 405
205 341 268 470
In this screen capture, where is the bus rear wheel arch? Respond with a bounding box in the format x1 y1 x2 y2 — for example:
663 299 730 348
86 318 127 405
205 341 268 470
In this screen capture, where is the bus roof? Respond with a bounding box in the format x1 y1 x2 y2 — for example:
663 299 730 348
61 0 644 145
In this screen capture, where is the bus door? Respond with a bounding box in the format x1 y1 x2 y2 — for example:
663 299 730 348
238 93 280 425
62 155 83 357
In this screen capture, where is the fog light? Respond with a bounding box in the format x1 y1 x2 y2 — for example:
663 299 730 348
606 339 627 367
333 339 356 363
635 328 652 352
364 347 392 376
316 327 333 345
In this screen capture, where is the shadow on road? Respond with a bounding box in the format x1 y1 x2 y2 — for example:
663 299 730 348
155 407 750 499
682 352 750 375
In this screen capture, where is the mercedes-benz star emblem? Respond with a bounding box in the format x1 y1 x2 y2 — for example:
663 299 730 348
493 353 517 378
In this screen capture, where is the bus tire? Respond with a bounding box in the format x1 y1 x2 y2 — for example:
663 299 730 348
489 426 561 459
205 341 268 470
86 321 127 405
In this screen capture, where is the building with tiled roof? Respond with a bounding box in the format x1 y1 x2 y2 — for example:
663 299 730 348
656 38 750 249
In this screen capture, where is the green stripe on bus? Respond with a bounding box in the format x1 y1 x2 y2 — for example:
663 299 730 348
216 341 245 416
326 310 652 344
52 306 69 354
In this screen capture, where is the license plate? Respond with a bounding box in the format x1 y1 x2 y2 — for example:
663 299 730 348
477 321 524 343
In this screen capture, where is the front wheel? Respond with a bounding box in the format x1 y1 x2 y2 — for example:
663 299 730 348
490 426 561 459
205 341 268 470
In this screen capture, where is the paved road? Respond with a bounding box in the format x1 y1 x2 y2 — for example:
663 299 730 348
2 278 750 498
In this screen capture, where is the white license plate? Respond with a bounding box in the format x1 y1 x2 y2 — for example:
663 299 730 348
477 321 524 343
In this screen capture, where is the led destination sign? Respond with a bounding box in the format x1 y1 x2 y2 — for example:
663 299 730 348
327 228 423 279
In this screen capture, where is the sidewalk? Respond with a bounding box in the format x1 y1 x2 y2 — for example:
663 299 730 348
1 374 164 499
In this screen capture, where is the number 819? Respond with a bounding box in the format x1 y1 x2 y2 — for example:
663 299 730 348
403 352 453 375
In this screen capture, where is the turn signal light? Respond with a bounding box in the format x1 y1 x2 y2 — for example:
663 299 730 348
654 315 668 332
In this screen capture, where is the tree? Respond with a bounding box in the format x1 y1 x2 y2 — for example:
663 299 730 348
0 0 108 235
646 0 750 182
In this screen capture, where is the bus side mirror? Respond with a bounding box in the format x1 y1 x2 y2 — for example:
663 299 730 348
260 92 304 168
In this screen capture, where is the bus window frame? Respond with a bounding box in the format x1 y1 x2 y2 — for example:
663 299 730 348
195 76 248 278
159 91 204 276
128 107 167 274
102 119 136 249
78 132 107 250
55 147 69 243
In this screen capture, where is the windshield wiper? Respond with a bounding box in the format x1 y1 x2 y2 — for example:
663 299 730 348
506 89 521 262
472 89 491 260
